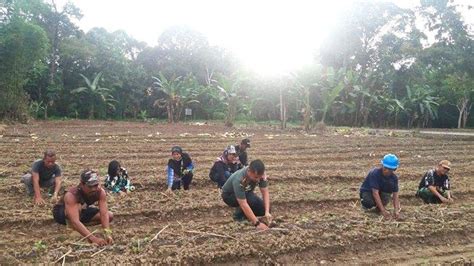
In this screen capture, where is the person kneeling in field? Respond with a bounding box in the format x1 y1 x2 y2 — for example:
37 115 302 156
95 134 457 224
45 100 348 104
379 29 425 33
209 145 242 189
21 149 62 205
416 160 453 204
221 159 271 230
104 160 135 195
52 170 114 246
235 138 251 167
360 154 401 220
166 146 194 192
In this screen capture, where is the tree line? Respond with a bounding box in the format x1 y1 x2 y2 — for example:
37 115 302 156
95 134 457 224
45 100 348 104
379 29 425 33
0 0 473 129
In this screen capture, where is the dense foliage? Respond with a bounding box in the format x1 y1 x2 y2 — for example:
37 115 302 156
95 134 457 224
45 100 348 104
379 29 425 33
1 0 472 128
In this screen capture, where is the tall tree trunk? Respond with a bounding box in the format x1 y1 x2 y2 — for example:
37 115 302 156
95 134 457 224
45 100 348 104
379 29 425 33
456 98 467 128
166 103 172 123
303 87 311 131
280 87 287 129
303 106 311 131
321 108 327 124
457 108 464 129
357 95 365 127
49 1 59 86
363 97 375 127
457 98 470 128
225 98 236 127
89 104 94 119
462 102 472 128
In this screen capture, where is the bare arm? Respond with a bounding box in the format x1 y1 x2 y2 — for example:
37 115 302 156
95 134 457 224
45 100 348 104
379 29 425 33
237 198 258 224
260 187 270 215
392 192 400 211
372 188 389 217
392 192 401 219
31 172 46 205
32 172 42 199
64 193 94 240
446 190 452 200
98 189 110 229
53 176 62 196
428 185 448 202
237 198 269 230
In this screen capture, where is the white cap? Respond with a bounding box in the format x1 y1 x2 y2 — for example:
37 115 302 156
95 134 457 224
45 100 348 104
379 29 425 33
226 145 237 154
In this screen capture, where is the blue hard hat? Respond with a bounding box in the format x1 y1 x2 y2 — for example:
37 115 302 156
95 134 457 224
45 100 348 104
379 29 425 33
381 154 399 170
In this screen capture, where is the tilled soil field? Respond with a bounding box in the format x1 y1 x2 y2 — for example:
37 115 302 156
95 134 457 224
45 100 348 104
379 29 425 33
0 120 473 264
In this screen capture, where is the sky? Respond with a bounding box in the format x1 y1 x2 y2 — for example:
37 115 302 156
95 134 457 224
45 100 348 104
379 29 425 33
57 0 472 76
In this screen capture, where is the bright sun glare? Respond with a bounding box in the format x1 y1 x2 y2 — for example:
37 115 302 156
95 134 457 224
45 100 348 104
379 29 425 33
61 0 394 76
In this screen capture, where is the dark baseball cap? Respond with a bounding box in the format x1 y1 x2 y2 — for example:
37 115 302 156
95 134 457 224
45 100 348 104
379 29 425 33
241 138 251 147
81 170 99 186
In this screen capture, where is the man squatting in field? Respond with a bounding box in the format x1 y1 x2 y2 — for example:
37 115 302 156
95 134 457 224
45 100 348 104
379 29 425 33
52 170 114 246
221 159 272 230
21 149 62 206
416 160 453 204
360 154 401 220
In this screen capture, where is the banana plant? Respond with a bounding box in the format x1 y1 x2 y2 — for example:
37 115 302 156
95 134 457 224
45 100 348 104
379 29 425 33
403 85 440 128
152 72 182 123
214 75 241 127
71 72 116 119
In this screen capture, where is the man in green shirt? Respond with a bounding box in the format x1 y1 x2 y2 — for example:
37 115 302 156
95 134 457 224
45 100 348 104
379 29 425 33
221 159 271 230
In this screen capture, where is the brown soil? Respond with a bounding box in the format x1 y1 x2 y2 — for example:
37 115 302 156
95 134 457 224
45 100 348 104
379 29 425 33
0 120 472 264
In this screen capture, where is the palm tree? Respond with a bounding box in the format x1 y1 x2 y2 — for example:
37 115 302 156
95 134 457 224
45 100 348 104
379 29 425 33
71 72 115 119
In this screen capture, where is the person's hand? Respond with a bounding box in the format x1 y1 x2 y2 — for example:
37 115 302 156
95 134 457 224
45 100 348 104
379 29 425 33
447 197 454 203
34 196 46 206
382 210 391 220
183 169 191 175
105 236 114 245
392 211 401 220
263 213 273 225
441 197 451 204
256 222 269 231
89 236 108 246
50 192 60 203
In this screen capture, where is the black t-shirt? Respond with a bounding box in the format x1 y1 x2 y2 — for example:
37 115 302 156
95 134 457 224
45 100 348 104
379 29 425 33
167 153 193 177
360 167 399 193
31 159 62 181
418 169 450 190
235 145 248 166
209 159 241 182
